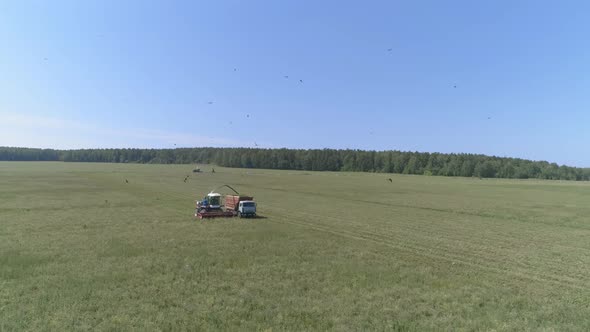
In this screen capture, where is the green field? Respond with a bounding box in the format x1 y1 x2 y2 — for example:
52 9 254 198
1 162 590 331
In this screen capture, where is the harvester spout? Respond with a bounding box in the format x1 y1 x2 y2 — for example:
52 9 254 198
209 184 240 195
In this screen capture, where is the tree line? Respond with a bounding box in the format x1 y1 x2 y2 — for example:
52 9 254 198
1 146 589 181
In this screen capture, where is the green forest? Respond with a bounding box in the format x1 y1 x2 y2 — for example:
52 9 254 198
1 146 589 181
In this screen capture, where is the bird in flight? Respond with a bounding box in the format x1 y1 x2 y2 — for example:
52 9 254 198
453 85 457 88
207 101 213 105
234 68 237 72
299 79 304 83
487 117 492 120
284 75 289 79
254 142 258 147
246 114 250 118
387 48 392 52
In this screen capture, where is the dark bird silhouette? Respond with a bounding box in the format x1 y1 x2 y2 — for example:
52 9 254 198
254 142 258 147
246 114 250 118
387 48 392 51
388 178 392 183
234 68 237 71
284 75 289 79
299 79 303 83
125 179 129 184
43 58 48 61
453 85 457 88
207 101 213 105
229 121 233 125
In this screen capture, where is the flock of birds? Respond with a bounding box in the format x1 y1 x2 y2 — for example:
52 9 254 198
198 64 313 148
43 47 493 174
196 48 493 148
124 171 196 185
121 176 400 188
121 169 395 186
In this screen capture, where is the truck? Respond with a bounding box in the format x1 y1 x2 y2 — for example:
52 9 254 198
195 192 257 219
225 195 257 218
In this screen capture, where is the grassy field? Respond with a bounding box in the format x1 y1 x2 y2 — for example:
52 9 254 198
1 162 590 331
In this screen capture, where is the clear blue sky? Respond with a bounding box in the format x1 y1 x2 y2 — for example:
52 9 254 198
1 1 589 166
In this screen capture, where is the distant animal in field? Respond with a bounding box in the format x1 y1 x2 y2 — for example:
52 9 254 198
125 179 129 183
388 178 392 183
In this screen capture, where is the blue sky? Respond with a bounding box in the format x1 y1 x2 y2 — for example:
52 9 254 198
1 1 589 166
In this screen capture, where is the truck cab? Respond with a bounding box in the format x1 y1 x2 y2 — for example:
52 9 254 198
238 200 256 218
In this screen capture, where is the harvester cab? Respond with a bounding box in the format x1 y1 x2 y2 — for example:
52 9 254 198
206 193 221 209
196 193 221 211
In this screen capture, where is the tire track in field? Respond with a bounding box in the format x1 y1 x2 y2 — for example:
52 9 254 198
281 203 528 250
264 206 589 291
311 207 590 284
287 204 590 289
257 184 590 259
250 184 590 231
270 204 590 284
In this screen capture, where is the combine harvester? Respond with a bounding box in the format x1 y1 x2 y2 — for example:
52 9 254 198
195 185 257 220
